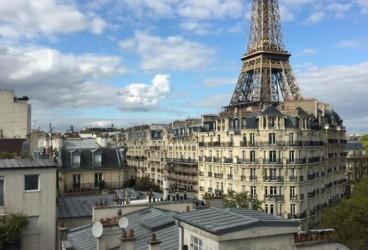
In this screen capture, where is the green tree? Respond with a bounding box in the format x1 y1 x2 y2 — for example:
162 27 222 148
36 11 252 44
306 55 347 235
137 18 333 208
320 177 368 250
359 135 368 152
134 177 161 192
0 151 17 159
224 191 263 210
0 213 27 249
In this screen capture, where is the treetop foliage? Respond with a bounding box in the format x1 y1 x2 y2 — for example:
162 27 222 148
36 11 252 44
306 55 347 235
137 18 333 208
320 177 368 250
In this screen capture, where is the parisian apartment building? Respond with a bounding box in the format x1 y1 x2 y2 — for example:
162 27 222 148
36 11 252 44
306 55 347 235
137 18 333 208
121 0 348 230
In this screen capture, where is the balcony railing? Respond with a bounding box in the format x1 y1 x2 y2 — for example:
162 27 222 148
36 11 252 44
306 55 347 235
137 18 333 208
250 176 257 181
208 172 213 177
264 194 284 201
227 174 233 180
214 173 223 179
263 159 283 165
263 176 284 182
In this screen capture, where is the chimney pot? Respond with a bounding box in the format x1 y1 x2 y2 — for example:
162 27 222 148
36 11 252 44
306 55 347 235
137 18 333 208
128 229 134 238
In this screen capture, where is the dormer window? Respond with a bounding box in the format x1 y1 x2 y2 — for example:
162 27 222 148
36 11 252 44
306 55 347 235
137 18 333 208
94 152 102 167
72 153 80 168
269 117 276 129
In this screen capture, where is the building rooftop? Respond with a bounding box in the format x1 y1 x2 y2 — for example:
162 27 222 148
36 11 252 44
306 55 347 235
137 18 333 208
63 138 100 150
67 207 178 250
0 158 56 169
174 207 299 235
58 194 116 219
346 141 364 151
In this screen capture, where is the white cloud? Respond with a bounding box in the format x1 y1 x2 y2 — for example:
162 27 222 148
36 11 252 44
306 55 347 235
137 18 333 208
0 0 107 39
180 21 213 35
177 0 245 20
119 31 215 71
327 3 353 17
296 48 317 55
0 45 171 111
305 11 325 24
356 0 368 14
337 38 368 49
297 61 368 132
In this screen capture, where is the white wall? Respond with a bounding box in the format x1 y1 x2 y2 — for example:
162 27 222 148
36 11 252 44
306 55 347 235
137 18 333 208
0 90 31 139
0 167 57 250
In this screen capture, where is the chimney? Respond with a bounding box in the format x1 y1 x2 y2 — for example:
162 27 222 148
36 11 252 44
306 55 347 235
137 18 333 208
97 238 106 250
148 233 161 250
120 229 136 250
163 178 170 200
58 223 68 250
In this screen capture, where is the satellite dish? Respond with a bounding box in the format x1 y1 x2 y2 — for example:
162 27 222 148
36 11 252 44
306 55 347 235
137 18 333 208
92 222 104 238
118 217 129 229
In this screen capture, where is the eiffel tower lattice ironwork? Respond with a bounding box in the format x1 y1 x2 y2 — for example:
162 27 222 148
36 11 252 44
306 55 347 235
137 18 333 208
229 0 303 106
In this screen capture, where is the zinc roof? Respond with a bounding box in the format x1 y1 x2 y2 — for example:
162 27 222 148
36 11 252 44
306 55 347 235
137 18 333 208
67 207 178 250
0 158 56 169
174 207 299 235
58 194 115 219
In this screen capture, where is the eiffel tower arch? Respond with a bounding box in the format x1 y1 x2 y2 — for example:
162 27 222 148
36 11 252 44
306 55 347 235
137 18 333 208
229 0 303 107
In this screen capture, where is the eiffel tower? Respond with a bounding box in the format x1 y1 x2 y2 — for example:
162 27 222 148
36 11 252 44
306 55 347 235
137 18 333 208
229 0 303 107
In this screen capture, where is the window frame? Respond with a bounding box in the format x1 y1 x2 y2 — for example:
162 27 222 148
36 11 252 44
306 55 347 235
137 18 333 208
24 174 40 192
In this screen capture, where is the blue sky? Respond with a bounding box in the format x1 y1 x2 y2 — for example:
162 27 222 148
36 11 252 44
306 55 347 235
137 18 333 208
0 0 367 133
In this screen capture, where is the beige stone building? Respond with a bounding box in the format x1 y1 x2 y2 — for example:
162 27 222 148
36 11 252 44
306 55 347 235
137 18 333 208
58 138 131 194
124 121 200 192
0 159 57 250
124 125 168 186
0 89 31 139
197 101 347 229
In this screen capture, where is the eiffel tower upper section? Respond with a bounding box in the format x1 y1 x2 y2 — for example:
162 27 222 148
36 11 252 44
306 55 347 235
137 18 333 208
229 0 303 107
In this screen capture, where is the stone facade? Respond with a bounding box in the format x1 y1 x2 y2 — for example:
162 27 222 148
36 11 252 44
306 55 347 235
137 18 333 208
197 101 346 229
0 90 31 139
0 160 57 250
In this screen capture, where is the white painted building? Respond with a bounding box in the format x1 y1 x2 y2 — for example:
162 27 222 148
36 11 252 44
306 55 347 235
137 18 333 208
0 89 31 139
0 159 57 250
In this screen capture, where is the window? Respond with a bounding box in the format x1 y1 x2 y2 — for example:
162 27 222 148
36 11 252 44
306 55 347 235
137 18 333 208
270 186 277 196
73 174 81 189
0 177 4 206
269 151 277 163
289 133 294 144
289 151 295 163
270 169 277 180
290 186 296 198
250 133 255 145
250 151 256 163
269 118 276 128
250 169 256 180
291 204 296 215
25 175 39 191
242 151 245 160
265 204 269 213
191 235 203 250
72 154 81 167
270 204 274 215
251 186 256 198
94 173 103 187
94 153 102 166
24 216 39 234
269 133 276 145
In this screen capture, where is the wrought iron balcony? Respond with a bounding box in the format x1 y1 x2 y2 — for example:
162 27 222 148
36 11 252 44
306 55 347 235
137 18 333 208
264 194 284 201
214 173 223 179
263 176 284 182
